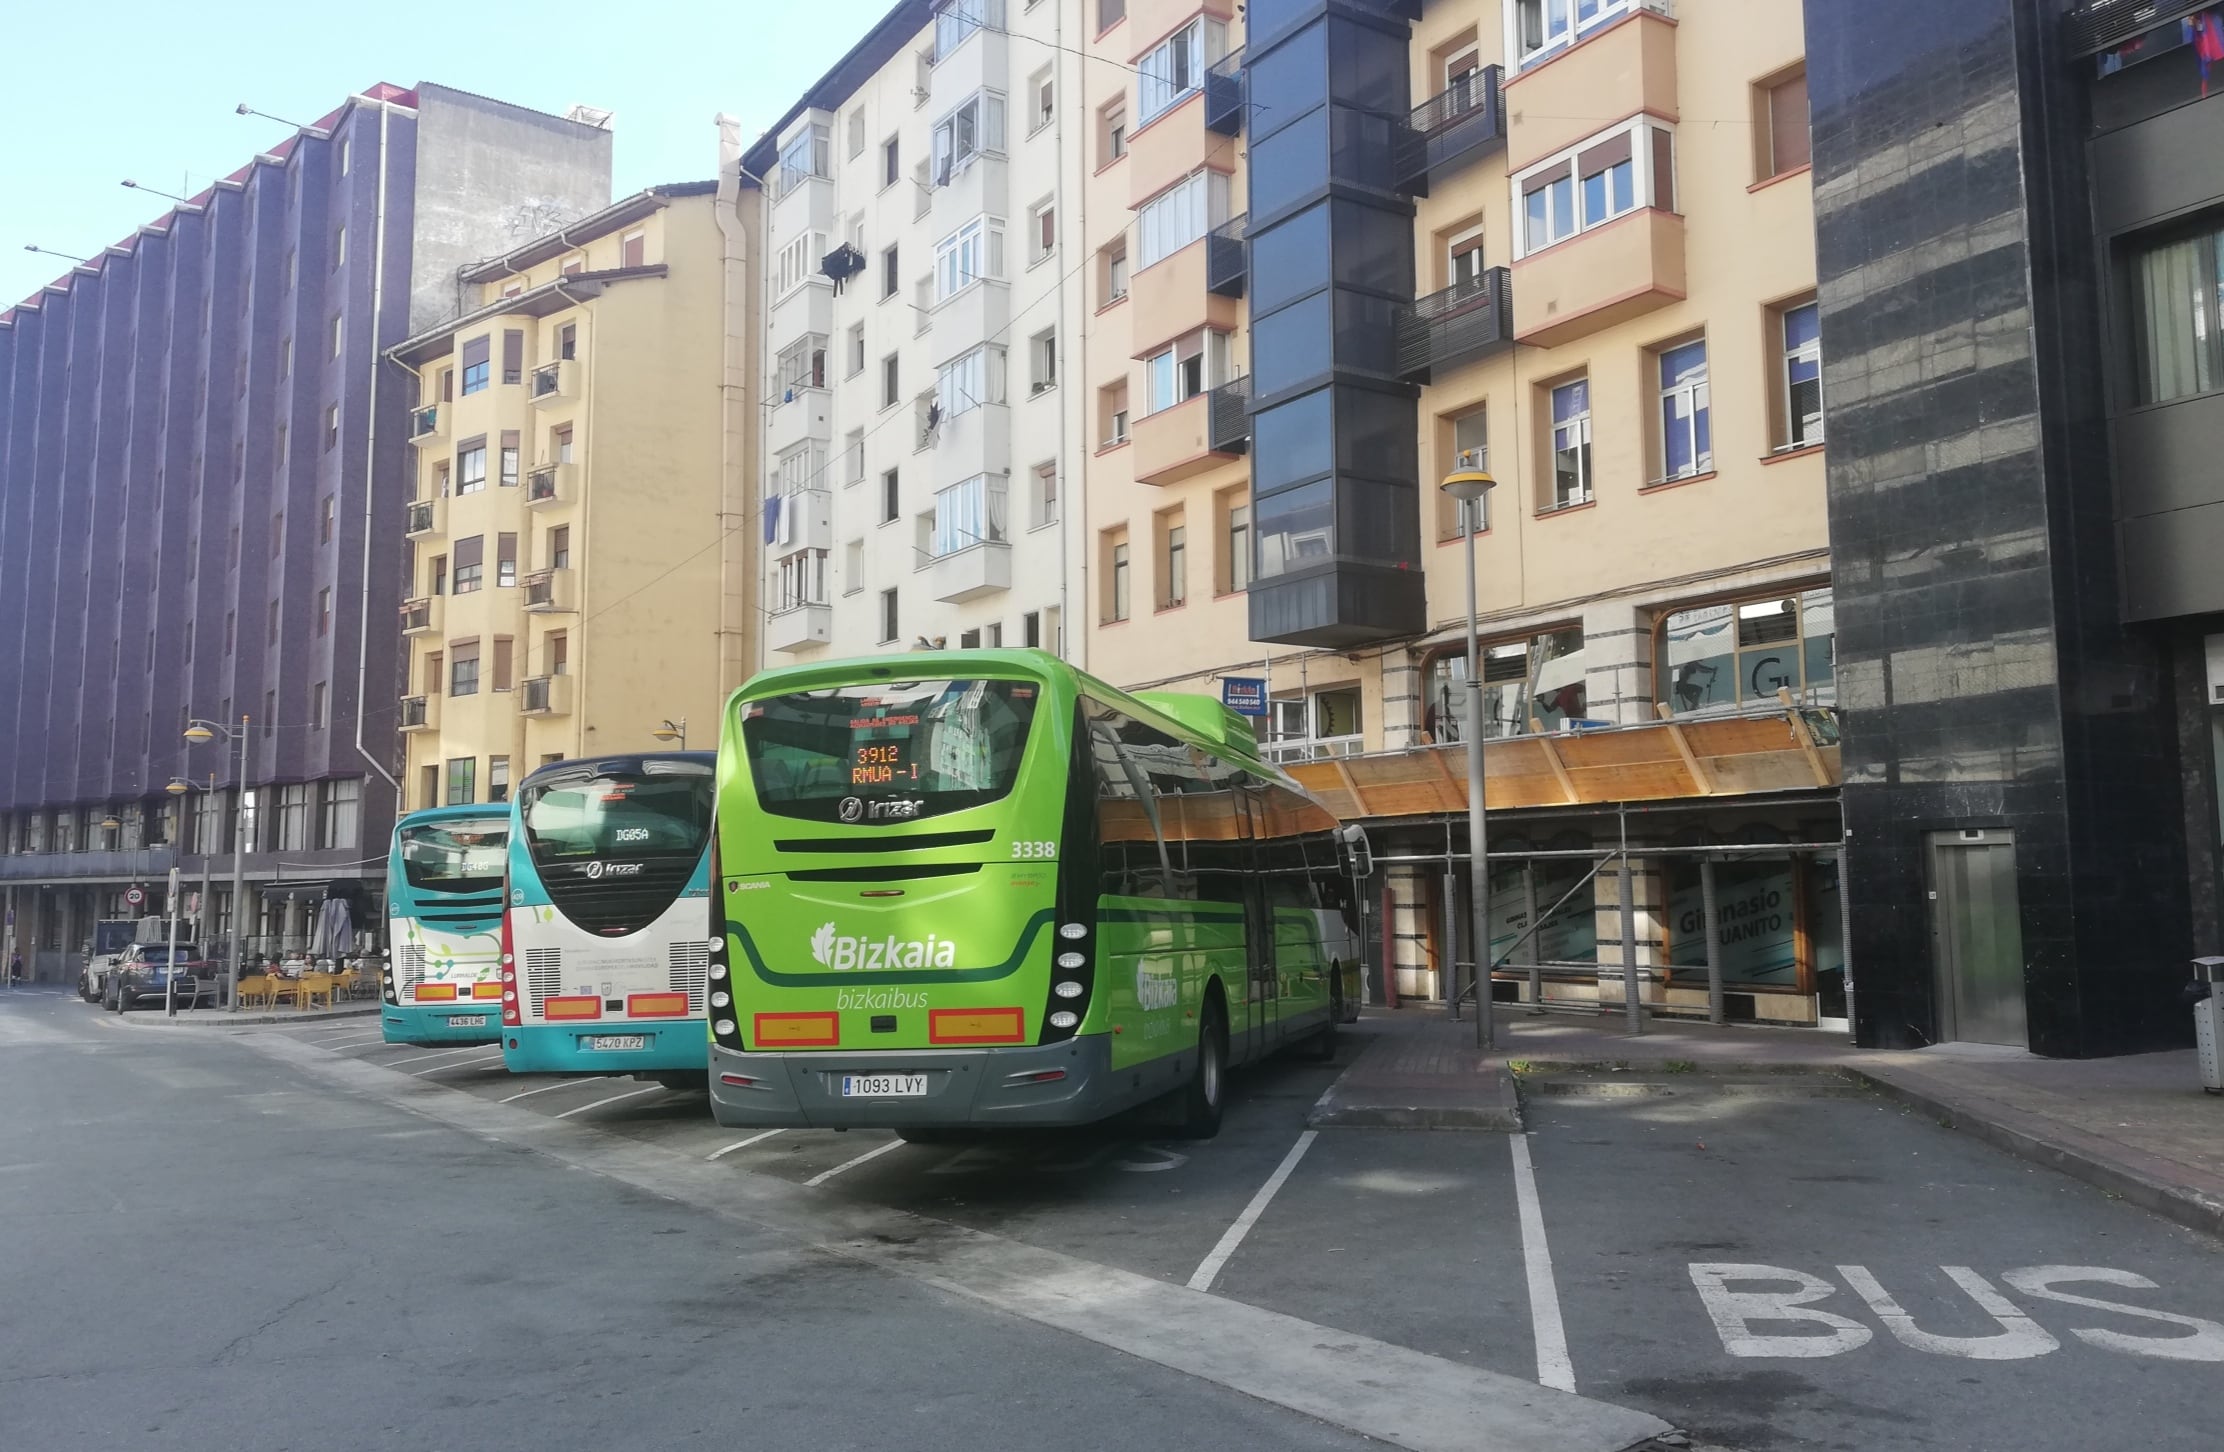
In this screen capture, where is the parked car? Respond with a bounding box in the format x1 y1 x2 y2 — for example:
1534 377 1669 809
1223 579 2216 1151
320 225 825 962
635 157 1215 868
78 918 145 1002
106 943 210 1012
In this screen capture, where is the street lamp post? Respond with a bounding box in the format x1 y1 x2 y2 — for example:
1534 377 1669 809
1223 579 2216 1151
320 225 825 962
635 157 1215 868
651 718 688 750
182 716 251 1012
1440 466 1498 1052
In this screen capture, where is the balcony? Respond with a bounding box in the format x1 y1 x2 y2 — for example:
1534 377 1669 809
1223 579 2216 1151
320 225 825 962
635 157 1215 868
523 566 577 613
404 496 443 538
1208 377 1250 455
399 596 441 637
1511 210 1683 347
1393 65 1505 195
525 462 574 508
400 694 439 732
930 156 1009 239
1128 242 1240 359
1504 4 1677 171
770 486 834 556
931 279 1010 366
1261 733 1363 765
1206 214 1246 298
407 405 446 448
519 674 575 716
0 846 178 882
932 541 1012 603
930 402 1011 492
1396 268 1514 383
1132 392 1239 487
1205 48 1245 135
528 359 576 409
766 602 833 654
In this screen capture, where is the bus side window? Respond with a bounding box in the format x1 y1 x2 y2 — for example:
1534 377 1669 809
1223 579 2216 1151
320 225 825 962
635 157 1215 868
1088 715 1162 899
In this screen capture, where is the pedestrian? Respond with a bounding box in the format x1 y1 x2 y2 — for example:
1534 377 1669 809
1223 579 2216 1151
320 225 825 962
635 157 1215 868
8 951 21 986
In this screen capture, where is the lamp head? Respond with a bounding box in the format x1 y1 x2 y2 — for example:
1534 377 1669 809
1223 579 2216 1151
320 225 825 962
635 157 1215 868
165 779 191 796
99 816 121 830
1440 467 1497 504
650 725 682 743
235 103 253 115
183 725 214 744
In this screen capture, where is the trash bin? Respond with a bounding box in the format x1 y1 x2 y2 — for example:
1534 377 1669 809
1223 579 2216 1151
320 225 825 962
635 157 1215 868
2194 957 2224 1095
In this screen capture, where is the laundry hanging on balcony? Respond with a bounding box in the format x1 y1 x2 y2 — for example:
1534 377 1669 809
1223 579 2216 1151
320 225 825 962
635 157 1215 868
762 494 782 545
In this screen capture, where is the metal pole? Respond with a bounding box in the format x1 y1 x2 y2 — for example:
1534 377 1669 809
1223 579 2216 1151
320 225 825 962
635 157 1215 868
1835 838 1855 1043
1460 501 1494 1050
1619 808 1642 1036
227 720 248 1013
198 773 213 948
1701 857 1724 1026
1441 866 1460 1017
1524 863 1542 1013
164 866 180 1017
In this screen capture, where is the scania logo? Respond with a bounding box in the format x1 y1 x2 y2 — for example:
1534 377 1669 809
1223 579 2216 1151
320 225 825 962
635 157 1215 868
838 796 865 823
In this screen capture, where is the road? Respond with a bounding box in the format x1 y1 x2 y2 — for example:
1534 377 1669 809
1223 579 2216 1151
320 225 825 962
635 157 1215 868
4 986 2221 1452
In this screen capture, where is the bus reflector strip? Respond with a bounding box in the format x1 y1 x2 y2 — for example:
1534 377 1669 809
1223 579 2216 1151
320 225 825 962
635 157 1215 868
412 983 458 1002
543 995 603 1020
928 1008 1026 1045
627 992 691 1018
754 1012 839 1046
470 982 503 1000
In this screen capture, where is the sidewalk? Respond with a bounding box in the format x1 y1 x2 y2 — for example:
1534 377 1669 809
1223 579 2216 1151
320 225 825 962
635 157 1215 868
1314 1006 2224 1241
105 1001 379 1027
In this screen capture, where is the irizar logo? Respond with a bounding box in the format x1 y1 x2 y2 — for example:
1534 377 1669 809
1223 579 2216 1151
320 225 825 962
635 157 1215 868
1135 963 1179 1011
810 921 959 971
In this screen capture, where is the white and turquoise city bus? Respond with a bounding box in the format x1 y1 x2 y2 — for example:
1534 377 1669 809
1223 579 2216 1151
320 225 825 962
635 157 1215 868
498 752 715 1085
382 805 510 1045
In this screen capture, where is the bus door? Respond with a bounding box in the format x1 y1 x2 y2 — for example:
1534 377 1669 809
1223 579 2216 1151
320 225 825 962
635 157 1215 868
1233 783 1278 1062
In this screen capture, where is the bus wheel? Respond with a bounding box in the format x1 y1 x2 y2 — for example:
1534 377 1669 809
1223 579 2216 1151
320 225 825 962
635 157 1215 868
1303 974 1341 1062
1176 1000 1227 1139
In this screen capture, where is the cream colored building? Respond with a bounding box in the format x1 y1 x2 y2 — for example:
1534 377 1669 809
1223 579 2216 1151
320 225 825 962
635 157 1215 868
388 181 760 807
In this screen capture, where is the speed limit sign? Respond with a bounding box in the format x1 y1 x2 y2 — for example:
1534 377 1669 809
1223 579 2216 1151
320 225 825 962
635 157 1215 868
124 887 144 907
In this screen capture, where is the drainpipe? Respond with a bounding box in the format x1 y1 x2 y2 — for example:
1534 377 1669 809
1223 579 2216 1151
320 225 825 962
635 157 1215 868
1055 0 1080 669
714 117 758 697
354 96 402 802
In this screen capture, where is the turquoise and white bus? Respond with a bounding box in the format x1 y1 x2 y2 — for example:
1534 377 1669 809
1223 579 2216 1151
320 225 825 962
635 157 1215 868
499 752 716 1085
705 650 1362 1140
382 805 510 1045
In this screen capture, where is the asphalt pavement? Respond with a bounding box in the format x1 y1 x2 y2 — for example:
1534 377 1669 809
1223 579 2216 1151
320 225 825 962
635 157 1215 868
7 985 2224 1451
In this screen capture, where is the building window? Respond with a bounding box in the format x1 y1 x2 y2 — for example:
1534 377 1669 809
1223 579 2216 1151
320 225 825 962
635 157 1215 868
1266 688 1363 758
1100 102 1127 166
1146 330 1229 414
1105 532 1131 623
1424 628 1587 743
847 108 867 159
1100 380 1129 447
882 354 901 409
1029 199 1056 264
776 122 830 198
1510 0 1649 72
549 525 570 570
450 641 481 697
1098 0 1125 31
493 636 514 691
1031 69 1055 134
1161 517 1187 608
933 474 1008 556
882 467 901 524
548 631 569 675
879 587 899 643
935 217 1005 301
1658 588 1836 716
461 335 490 394
1223 492 1252 594
320 778 360 850
561 254 585 279
935 0 1000 58
488 757 511 805
1101 241 1129 305
454 535 484 594
882 244 900 299
272 510 285 557
1032 460 1059 528
330 314 343 358
324 404 339 451
310 681 327 730
883 136 901 188
936 345 1006 420
319 493 335 543
268 599 281 646
339 136 352 175
553 424 574 464
279 336 291 377
777 230 827 296
1548 377 1593 509
1655 340 1711 482
498 532 518 588
1778 300 1823 449
316 587 331 637
445 757 477 806
1137 170 1228 269
776 335 829 395
502 331 524 385
1439 406 1490 539
932 91 1006 184
500 431 520 487
456 442 487 494
1030 328 1057 393
277 784 312 853
1139 17 1224 124
2132 223 2224 403
1756 65 1810 181
845 428 866 484
1513 119 1672 259
847 323 866 378
776 549 830 611
844 538 865 594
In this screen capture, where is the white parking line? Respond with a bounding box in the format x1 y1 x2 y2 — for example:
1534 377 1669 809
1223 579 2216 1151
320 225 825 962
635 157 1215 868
1510 1133 1576 1393
708 1129 786 1160
409 1049 505 1075
553 1084 665 1119
386 1045 500 1069
320 1036 387 1050
499 1078 603 1104
1187 1130 1317 1293
804 1137 905 1186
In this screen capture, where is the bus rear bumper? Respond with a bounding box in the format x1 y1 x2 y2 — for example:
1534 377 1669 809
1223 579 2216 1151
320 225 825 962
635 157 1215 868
708 1035 1122 1129
501 1021 709 1075
382 1005 502 1046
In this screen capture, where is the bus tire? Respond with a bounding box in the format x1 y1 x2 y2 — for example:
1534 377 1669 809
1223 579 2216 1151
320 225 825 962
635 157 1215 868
1176 999 1227 1139
1303 972 1341 1061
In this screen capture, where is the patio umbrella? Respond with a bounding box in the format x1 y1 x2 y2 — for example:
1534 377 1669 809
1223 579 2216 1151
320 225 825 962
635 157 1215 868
317 896 354 958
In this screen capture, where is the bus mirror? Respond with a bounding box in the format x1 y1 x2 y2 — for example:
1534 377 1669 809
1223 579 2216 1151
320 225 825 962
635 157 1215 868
1338 824 1373 879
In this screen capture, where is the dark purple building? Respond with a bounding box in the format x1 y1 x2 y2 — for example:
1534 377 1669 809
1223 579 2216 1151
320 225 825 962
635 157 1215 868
0 83 610 979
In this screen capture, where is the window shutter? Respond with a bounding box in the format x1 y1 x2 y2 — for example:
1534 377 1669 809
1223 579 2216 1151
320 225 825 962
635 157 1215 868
1651 128 1676 212
501 330 524 384
1576 133 1632 176
497 532 517 569
1770 75 1810 174
454 534 485 570
462 335 491 369
1520 161 1572 195
493 636 514 691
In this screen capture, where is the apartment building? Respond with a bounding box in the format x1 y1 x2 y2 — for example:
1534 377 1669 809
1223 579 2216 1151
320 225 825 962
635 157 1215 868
386 181 757 809
0 84 611 977
750 0 1087 663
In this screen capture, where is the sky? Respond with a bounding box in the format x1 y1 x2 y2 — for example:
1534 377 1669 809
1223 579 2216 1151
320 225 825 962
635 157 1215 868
2 0 900 305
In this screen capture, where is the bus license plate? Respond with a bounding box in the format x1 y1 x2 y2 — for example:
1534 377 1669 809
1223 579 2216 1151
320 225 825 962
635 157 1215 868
446 1015 485 1028
841 1073 928 1098
586 1034 648 1051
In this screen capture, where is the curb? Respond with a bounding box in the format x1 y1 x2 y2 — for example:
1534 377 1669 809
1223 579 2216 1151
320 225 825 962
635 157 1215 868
99 1003 380 1028
1307 1068 1524 1132
1842 1066 2224 1243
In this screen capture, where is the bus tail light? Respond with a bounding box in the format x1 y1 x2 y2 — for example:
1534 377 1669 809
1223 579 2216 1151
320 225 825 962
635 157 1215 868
500 911 521 1027
928 1008 1026 1045
754 1011 837 1046
544 996 602 1021
626 992 690 1018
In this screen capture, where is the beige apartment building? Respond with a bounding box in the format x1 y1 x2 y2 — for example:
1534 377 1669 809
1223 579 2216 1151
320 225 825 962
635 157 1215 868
1081 0 1843 1026
388 180 760 807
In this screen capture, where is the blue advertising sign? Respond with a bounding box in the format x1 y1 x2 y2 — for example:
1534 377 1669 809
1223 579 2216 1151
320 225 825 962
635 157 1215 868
1221 677 1269 717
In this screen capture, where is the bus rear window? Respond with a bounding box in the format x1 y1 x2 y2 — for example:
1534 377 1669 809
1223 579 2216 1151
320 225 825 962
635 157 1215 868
399 818 509 892
521 770 714 863
742 678 1038 823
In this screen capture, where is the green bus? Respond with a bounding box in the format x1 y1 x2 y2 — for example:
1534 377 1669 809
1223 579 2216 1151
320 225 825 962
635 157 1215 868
707 649 1365 1140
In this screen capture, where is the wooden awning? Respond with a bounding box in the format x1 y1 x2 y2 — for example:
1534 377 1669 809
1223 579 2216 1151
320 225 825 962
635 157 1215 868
1283 707 1839 821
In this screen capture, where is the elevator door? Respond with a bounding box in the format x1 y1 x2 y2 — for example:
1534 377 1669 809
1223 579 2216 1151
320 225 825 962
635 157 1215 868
1927 831 2028 1048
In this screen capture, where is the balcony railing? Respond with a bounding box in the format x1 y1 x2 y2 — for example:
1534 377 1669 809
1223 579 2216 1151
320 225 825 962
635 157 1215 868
529 360 573 407
1205 48 1246 135
399 694 437 731
1395 267 1513 384
519 674 574 715
523 566 575 612
1209 376 1251 456
1262 733 1364 765
1394 64 1505 195
407 405 444 446
2065 0 2209 55
404 498 441 537
1206 213 1247 298
399 596 439 635
525 463 568 507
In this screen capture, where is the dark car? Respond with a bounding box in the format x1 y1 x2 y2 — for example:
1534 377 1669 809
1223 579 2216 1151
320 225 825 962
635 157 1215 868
106 943 210 1012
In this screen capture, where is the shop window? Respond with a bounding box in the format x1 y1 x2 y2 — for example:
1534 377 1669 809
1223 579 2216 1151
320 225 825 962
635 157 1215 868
1423 627 1586 744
